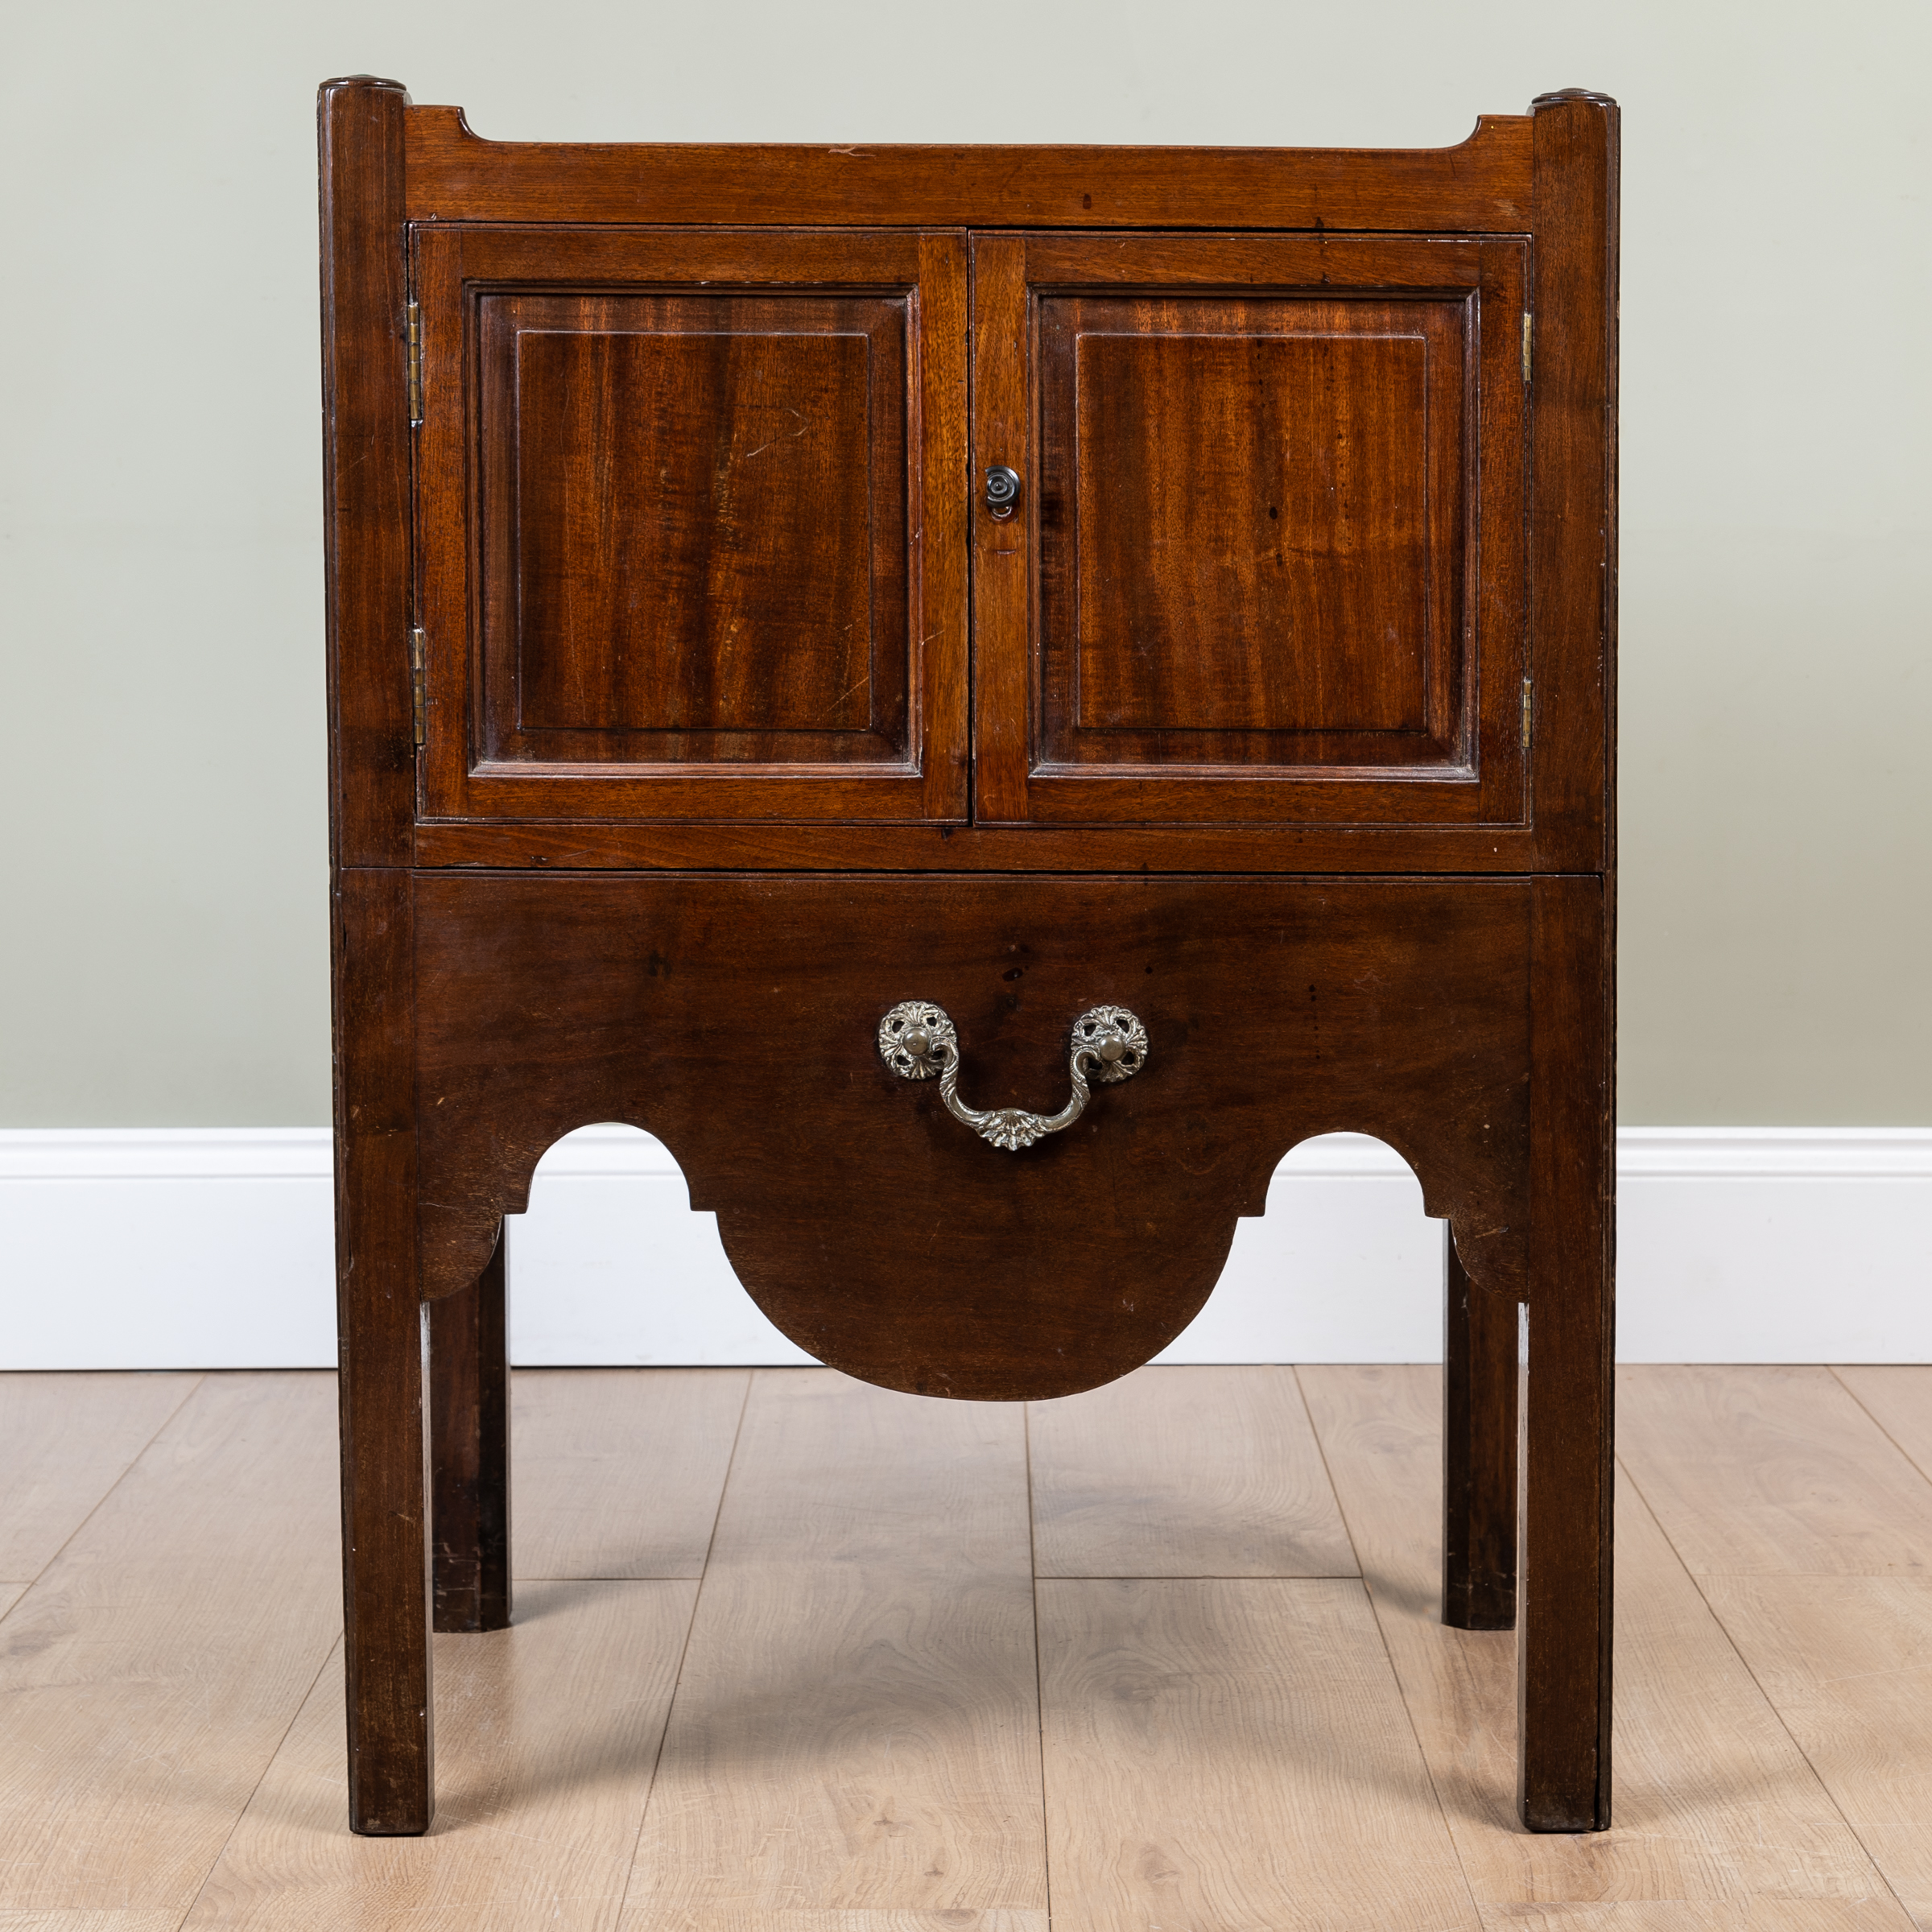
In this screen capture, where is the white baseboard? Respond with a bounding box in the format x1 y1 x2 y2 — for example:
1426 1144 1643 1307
1 1126 1926 1370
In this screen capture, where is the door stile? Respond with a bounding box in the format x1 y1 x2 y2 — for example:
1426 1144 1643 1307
1472 239 1533 823
968 233 1034 824
915 232 972 823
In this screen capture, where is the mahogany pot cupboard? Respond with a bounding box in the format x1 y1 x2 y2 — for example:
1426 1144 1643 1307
319 76 1618 1837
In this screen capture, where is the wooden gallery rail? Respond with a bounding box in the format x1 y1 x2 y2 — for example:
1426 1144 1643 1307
319 76 1618 1837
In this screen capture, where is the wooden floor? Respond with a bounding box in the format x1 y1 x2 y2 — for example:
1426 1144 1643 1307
2 1365 1930 1930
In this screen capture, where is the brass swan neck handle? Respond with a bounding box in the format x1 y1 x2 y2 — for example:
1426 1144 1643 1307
877 1001 1150 1151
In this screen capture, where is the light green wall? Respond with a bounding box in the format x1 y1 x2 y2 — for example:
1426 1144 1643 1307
2 1 1926 1126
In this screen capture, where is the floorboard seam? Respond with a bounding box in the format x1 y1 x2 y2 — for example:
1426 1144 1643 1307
1613 1439 1919 1927
1294 1365 1490 1929
1037 1571 1364 1581
168 1630 342 1932
11 1369 208 1607
1827 1365 1932 1493
610 1366 753 1926
1022 1402 1055 1930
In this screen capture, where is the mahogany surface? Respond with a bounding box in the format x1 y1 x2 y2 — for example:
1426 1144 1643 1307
412 225 969 825
428 1231 510 1633
400 107 1538 231
490 300 898 745
991 232 1530 826
320 76 1617 1839
408 873 1534 1396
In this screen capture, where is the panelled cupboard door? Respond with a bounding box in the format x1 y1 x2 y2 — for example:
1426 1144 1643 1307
972 232 1530 827
411 226 969 823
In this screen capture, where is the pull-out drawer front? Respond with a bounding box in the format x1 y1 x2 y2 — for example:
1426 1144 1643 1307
411 225 969 824
972 233 1530 828
411 871 1534 1399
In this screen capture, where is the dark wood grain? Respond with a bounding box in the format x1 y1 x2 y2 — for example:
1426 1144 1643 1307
430 1229 511 1633
408 819 1587 873
1511 91 1618 1828
969 233 1034 824
322 76 433 1838
1044 298 1457 756
319 76 414 869
403 107 1536 231
325 83 1617 1839
411 226 968 824
331 862 433 1834
974 231 1529 827
485 297 898 755
1443 1225 1520 1630
407 873 1532 1399
1519 873 1614 1831
1528 91 1619 869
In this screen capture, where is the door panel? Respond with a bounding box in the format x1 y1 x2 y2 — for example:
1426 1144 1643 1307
972 233 1528 827
414 228 968 824
496 308 891 746
1045 299 1461 759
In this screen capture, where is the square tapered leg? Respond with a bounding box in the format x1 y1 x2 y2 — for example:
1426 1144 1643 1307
431 1228 512 1633
1443 1225 1520 1631
335 868 435 1835
1517 876 1615 1832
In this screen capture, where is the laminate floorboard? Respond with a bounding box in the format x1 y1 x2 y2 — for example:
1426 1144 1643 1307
513 1367 749 1579
9 1364 1932 1929
1038 1575 1478 1931
0 1912 188 1931
1298 1364 1912 1924
0 1371 202 1579
1616 1366 1932 1576
1474 1905 1911 1930
1026 1364 1357 1579
626 1914 1047 1930
0 1373 341 1922
182 1581 697 1932
1699 1574 1932 1926
1834 1367 1932 1490
621 1370 1045 1926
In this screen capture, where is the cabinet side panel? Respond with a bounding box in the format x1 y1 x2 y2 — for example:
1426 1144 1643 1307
320 77 415 869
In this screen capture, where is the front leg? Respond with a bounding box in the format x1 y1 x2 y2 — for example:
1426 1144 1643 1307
335 869 436 1833
1516 876 1614 1831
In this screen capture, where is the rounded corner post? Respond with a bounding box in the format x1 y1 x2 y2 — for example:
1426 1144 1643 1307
1517 96 1618 1809
1530 86 1619 112
319 73 413 107
322 71 433 1835
319 73 415 875
1526 83 1619 873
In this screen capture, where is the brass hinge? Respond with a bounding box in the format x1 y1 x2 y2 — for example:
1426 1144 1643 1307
406 301 423 425
410 627 428 746
1521 312 1533 386
1521 676 1534 751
